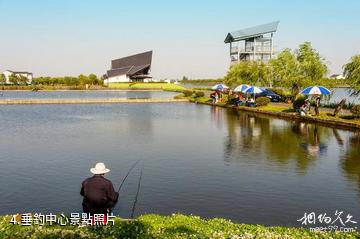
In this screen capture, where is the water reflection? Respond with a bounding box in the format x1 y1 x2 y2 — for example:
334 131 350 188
0 90 176 100
297 124 328 158
125 91 151 99
125 104 154 144
341 133 360 195
332 128 344 146
211 106 225 130
222 109 333 173
0 103 359 225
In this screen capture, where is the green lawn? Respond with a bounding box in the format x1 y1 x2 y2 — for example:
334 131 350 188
1 214 358 239
252 105 360 125
257 104 293 112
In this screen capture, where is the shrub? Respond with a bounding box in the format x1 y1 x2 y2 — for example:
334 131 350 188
226 94 237 104
256 96 270 106
292 95 306 109
350 104 360 117
174 94 185 99
194 91 205 98
271 88 284 96
183 90 194 97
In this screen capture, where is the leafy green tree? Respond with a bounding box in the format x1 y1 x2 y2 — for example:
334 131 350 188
343 54 360 95
224 42 327 93
296 42 327 81
78 74 90 85
181 76 189 82
88 73 99 85
0 74 5 84
99 75 106 85
269 48 300 87
17 75 28 85
9 74 19 84
269 48 312 96
224 61 270 87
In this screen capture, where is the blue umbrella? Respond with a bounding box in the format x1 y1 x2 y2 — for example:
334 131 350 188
211 84 229 91
234 84 250 93
300 86 331 95
244 86 264 94
244 86 265 102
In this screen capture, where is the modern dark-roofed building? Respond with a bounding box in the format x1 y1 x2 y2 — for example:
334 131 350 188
225 21 279 64
105 51 152 83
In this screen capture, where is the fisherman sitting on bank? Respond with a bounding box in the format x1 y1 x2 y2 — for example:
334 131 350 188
297 102 308 116
80 162 119 214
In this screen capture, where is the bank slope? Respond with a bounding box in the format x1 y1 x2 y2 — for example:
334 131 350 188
0 214 358 239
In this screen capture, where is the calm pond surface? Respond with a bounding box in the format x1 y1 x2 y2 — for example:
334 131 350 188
326 87 360 104
0 102 359 226
0 90 177 100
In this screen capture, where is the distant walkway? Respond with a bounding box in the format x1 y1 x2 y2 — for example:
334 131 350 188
0 98 189 105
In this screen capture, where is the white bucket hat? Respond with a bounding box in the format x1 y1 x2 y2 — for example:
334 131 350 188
90 162 110 174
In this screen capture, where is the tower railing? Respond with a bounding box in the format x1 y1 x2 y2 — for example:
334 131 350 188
230 46 272 54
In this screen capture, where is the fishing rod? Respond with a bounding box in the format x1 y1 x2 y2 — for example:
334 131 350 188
117 159 142 193
111 159 142 212
130 162 143 219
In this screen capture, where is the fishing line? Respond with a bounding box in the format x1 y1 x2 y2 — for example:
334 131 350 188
130 162 143 219
117 159 141 193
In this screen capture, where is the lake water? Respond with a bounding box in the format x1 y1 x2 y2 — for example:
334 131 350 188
0 102 359 227
326 87 360 104
0 90 177 100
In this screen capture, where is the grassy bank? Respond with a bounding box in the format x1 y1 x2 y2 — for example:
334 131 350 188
181 94 360 129
256 105 360 126
1 214 358 239
108 83 185 92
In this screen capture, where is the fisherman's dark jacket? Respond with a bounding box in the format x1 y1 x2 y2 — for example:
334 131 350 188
80 175 119 214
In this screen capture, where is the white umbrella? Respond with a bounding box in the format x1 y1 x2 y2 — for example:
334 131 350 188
300 86 331 95
234 84 250 93
244 86 264 94
211 84 229 91
244 86 264 102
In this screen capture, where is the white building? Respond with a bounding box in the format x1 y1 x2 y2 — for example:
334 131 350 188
224 21 279 64
2 70 33 84
329 74 345 80
104 51 152 84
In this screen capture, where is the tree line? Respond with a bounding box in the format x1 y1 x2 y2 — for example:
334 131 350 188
0 74 31 85
224 42 360 96
32 74 103 86
0 73 104 86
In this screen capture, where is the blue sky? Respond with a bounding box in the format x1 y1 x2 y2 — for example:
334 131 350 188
0 0 359 79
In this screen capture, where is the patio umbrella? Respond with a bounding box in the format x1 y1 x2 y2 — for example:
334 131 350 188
300 86 331 95
234 84 250 93
244 86 264 94
244 86 264 102
211 84 229 91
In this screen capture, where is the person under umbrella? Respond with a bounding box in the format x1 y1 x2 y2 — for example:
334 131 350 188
314 95 321 116
211 84 228 103
211 84 229 91
244 86 264 106
300 86 331 116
